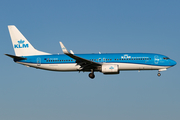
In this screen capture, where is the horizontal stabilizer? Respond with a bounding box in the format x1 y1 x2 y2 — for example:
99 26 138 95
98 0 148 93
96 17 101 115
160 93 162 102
5 54 27 60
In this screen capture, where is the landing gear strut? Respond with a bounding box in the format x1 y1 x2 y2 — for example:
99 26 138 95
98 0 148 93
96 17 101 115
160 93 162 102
157 72 161 77
89 69 95 79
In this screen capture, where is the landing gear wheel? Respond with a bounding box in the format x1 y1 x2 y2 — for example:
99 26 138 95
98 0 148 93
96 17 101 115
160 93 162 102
157 73 161 77
89 73 95 79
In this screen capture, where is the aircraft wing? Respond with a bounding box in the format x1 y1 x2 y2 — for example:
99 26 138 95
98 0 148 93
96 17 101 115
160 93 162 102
59 42 101 70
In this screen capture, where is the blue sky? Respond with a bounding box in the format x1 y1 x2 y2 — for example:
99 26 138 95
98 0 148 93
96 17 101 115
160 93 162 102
1 0 180 120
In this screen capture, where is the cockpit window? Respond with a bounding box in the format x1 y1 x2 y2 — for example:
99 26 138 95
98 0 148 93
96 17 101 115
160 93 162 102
163 57 170 60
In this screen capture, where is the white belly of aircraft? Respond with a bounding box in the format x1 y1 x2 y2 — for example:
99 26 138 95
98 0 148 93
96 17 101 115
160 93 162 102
17 62 79 71
102 63 169 70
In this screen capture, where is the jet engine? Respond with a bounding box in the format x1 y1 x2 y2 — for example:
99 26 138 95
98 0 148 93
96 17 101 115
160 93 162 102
101 64 119 74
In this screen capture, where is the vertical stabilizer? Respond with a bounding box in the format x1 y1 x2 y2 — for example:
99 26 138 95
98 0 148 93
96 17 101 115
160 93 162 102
8 25 51 56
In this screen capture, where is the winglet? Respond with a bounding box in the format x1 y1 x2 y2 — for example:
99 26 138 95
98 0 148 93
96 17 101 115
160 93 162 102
70 50 74 54
59 42 70 54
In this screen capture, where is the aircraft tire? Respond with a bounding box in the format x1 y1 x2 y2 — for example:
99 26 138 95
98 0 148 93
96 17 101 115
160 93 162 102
89 73 95 79
157 73 161 77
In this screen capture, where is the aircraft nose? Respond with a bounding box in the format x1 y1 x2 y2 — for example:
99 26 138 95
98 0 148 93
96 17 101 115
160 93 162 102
171 60 177 66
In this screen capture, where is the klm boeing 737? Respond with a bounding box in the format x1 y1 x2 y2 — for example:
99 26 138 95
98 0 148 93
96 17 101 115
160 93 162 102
5 25 176 79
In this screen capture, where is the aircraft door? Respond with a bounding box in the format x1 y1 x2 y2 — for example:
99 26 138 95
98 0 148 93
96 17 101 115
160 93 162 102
37 57 41 66
103 58 106 63
154 55 159 64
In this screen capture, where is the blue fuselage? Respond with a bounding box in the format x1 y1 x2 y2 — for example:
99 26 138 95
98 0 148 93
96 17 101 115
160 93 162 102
16 53 176 68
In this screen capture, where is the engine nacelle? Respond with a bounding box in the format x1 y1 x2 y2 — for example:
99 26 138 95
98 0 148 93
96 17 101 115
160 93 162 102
101 64 119 74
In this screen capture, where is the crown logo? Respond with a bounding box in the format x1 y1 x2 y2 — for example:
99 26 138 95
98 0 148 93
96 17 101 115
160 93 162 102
121 54 131 59
109 66 114 70
18 40 25 44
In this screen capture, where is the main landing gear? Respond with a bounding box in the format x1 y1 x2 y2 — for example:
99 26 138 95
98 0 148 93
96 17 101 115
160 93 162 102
89 69 95 79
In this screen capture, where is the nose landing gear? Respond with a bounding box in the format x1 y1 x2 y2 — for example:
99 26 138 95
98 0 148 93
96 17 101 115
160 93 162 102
89 69 95 79
157 72 161 77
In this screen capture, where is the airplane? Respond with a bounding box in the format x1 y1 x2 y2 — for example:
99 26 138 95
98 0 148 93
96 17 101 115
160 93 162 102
5 25 177 79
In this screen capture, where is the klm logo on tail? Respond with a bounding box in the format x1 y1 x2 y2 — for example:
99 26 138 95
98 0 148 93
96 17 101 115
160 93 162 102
14 40 29 48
